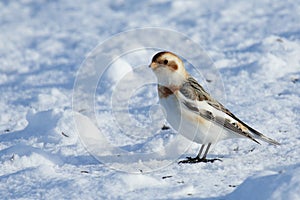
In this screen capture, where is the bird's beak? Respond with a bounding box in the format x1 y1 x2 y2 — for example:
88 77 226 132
149 62 153 68
149 62 157 69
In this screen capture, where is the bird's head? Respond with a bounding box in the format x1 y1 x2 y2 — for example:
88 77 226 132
149 51 188 87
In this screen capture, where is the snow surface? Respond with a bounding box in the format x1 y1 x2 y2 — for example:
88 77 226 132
1 0 300 199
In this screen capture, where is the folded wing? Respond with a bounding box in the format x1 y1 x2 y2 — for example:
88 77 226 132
179 76 280 145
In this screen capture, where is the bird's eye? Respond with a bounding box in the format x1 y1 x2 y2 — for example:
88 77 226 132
164 59 168 65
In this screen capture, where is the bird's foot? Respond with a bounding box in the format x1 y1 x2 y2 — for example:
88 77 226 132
178 156 222 164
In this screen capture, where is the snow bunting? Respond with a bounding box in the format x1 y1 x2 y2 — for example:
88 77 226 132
149 51 280 163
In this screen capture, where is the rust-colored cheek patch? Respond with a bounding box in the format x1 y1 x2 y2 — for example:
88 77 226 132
168 61 178 71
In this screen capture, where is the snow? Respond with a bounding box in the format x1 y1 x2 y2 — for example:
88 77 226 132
227 167 300 200
1 0 300 199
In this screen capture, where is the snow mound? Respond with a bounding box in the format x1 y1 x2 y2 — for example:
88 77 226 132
227 166 300 200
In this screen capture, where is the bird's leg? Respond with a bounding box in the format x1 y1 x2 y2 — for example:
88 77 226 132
196 144 205 158
178 144 206 164
199 143 221 162
178 143 222 164
202 143 211 160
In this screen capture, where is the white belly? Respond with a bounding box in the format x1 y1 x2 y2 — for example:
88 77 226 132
159 95 234 144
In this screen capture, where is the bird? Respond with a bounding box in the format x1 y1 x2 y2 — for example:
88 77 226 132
149 51 280 163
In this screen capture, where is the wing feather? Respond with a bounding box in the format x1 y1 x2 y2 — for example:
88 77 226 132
182 100 260 143
180 76 280 145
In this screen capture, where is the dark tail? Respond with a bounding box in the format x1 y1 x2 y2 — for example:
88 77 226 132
247 125 280 145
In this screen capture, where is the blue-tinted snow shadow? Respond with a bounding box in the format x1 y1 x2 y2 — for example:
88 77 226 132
224 163 300 200
0 136 100 167
181 163 300 200
219 61 261 77
0 110 61 143
0 167 80 199
279 30 300 40
0 109 100 166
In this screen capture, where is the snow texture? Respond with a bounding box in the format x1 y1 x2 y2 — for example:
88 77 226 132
1 0 300 199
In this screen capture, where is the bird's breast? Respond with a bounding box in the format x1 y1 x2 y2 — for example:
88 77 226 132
158 85 173 98
158 85 180 99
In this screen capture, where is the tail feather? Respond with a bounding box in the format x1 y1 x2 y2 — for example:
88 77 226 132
248 126 280 145
230 115 280 145
245 124 280 145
